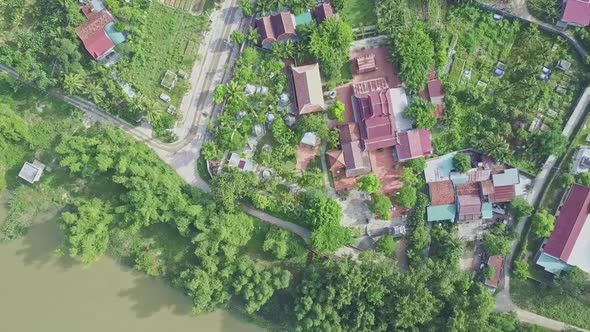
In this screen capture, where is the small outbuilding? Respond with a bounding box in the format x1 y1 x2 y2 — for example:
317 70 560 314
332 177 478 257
18 160 45 184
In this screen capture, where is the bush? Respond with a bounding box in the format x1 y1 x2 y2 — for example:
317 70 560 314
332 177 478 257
453 153 471 173
369 193 393 220
263 228 290 259
375 235 396 256
328 101 345 121
509 197 533 220
512 259 530 280
395 186 417 208
357 174 381 193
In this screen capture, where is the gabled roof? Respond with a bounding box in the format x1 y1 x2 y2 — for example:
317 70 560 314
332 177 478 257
256 12 297 45
352 90 398 150
468 169 491 182
291 64 325 115
480 180 495 196
428 180 455 206
396 129 433 161
457 182 482 217
341 141 371 177
489 185 515 203
544 184 590 262
75 10 115 59
562 0 590 26
339 123 361 143
426 79 444 99
484 256 504 289
314 3 334 23
427 204 457 222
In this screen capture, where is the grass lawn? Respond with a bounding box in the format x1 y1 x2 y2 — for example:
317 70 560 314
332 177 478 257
116 3 208 111
511 278 590 329
342 0 377 28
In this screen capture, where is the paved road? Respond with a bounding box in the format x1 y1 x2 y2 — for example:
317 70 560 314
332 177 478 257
0 1 318 242
494 86 590 331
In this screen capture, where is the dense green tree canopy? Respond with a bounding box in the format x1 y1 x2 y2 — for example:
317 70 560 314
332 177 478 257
369 193 393 220
453 153 472 173
308 18 353 80
357 174 381 193
406 98 437 129
531 209 556 238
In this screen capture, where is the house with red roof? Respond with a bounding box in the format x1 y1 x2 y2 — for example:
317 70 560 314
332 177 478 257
536 183 590 275
558 0 590 27
484 255 504 292
75 1 126 60
420 69 445 118
314 2 335 23
291 64 326 115
255 11 297 48
396 129 433 161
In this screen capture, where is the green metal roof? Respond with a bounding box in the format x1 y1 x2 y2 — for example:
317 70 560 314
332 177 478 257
295 12 313 26
427 204 456 222
104 22 126 45
482 203 493 219
451 176 468 185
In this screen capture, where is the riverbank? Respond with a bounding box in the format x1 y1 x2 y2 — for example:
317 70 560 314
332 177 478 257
0 193 264 332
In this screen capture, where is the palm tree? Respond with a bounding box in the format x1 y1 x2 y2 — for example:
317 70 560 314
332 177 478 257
224 81 245 105
143 100 163 125
83 82 105 104
246 27 259 44
478 133 511 163
271 40 295 60
63 73 84 95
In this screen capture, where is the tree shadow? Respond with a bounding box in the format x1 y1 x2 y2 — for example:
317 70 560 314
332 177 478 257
15 218 79 271
117 271 192 319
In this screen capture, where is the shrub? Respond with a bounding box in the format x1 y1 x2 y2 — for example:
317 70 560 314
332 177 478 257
375 235 396 256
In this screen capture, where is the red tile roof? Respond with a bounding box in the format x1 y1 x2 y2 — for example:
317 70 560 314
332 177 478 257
326 149 346 171
457 183 482 218
255 12 297 45
291 63 325 115
489 185 515 203
457 182 480 196
75 11 115 60
485 255 504 289
353 90 398 150
562 0 590 26
426 79 444 99
428 180 455 206
339 123 360 143
395 129 433 161
480 180 495 196
544 184 590 261
314 3 335 23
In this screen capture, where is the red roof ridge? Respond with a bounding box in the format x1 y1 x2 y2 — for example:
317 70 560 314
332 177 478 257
544 184 590 261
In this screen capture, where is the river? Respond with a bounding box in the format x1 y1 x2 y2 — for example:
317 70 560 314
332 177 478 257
0 192 264 332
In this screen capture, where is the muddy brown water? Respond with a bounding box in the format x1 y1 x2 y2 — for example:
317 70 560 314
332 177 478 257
0 191 264 332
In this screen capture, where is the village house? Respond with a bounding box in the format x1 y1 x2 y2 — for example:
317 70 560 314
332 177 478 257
557 0 590 28
421 70 445 118
255 11 297 48
75 0 126 60
313 2 335 23
291 63 326 115
424 153 523 222
484 255 505 293
536 183 590 275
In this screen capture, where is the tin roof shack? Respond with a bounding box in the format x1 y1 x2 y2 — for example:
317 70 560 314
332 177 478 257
484 255 504 292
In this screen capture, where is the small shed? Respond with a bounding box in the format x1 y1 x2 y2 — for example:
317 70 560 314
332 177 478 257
556 59 572 72
300 132 318 147
18 160 45 184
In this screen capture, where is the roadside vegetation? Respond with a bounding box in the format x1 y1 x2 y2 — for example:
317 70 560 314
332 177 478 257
0 0 209 138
